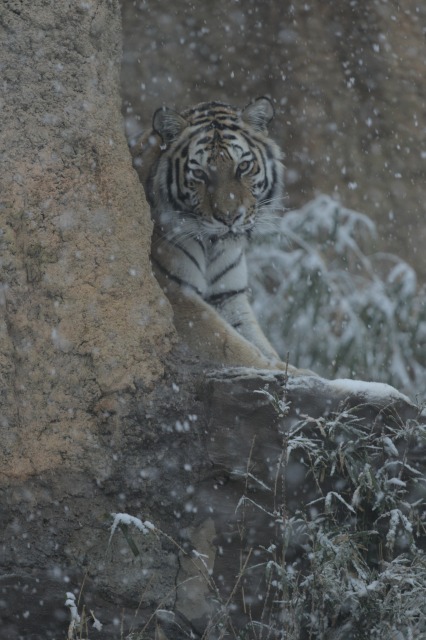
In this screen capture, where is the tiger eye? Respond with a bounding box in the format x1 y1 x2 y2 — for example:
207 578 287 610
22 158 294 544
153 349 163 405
238 160 251 174
192 168 206 180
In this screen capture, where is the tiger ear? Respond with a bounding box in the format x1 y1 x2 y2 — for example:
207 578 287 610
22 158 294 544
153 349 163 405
153 106 188 144
242 97 275 132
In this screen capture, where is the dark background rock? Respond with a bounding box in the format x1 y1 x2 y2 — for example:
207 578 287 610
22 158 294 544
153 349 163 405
121 0 426 280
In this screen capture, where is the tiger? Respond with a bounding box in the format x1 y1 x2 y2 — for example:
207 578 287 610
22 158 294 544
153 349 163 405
131 97 307 375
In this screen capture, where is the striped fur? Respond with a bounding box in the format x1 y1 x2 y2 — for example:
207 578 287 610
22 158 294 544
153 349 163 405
132 98 298 370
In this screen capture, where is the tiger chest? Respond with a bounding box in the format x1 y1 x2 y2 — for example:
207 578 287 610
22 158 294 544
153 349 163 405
153 233 248 304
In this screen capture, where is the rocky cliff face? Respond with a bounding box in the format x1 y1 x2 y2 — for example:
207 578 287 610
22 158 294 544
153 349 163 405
0 2 176 633
1 0 174 481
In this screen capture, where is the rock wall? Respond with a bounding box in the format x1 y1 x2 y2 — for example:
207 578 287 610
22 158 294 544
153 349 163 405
0 0 178 639
0 3 178 634
0 0 174 480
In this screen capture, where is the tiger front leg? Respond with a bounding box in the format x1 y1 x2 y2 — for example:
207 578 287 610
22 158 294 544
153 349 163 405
167 286 300 373
210 290 280 360
210 290 318 377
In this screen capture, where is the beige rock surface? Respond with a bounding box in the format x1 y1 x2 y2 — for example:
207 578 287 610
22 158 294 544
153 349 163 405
0 0 175 479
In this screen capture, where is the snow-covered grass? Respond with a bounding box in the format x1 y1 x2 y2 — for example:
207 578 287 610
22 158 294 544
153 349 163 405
126 391 426 639
110 512 156 540
222 391 426 639
65 590 103 639
249 195 426 397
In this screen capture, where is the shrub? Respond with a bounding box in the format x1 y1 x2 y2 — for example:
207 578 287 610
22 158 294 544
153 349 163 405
249 195 426 397
254 390 426 639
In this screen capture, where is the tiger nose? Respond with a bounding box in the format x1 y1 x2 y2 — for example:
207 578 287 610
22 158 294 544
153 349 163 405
217 206 245 226
225 194 247 223
232 205 247 223
213 203 245 225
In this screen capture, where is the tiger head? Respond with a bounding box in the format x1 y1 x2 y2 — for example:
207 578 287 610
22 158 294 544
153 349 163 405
137 98 284 240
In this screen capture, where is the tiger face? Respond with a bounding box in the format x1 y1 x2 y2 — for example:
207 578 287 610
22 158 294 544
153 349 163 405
176 142 257 236
148 98 284 240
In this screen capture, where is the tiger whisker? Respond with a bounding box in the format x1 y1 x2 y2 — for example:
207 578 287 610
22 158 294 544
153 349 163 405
255 211 283 224
258 194 287 204
257 194 288 209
